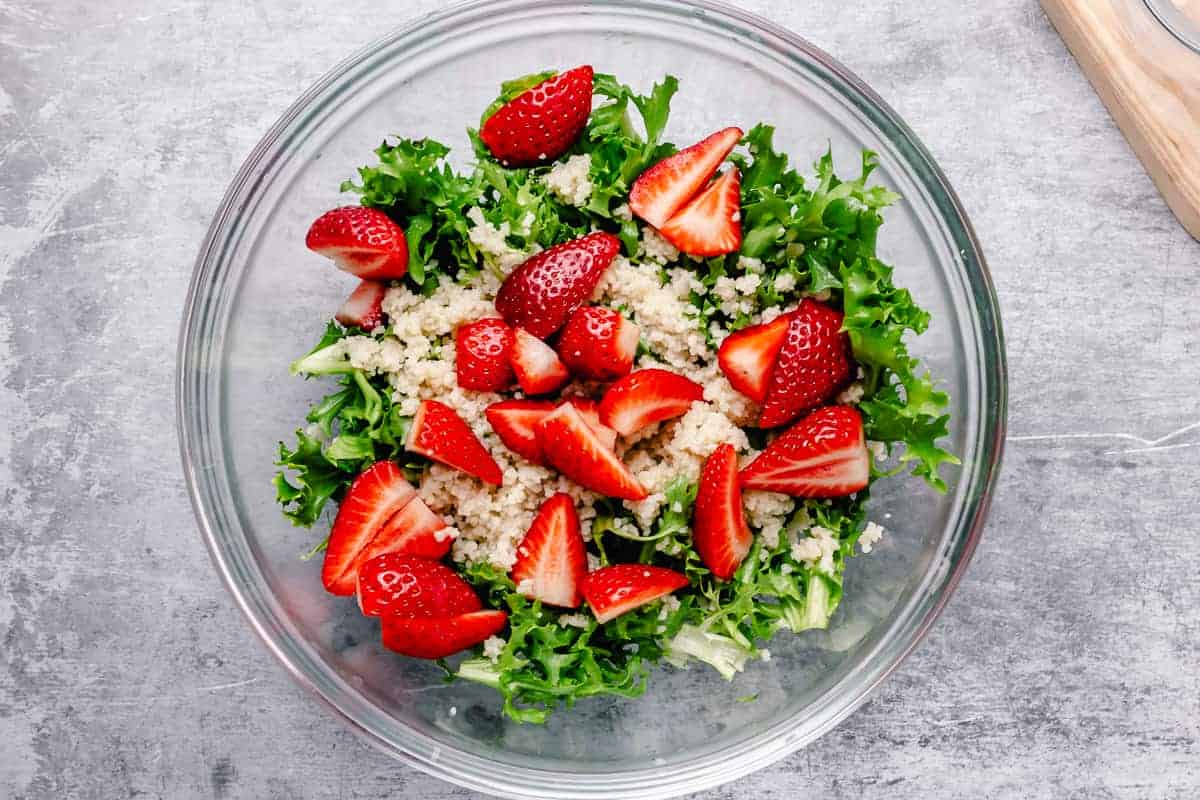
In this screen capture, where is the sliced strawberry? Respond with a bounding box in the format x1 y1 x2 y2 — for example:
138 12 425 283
557 306 640 382
321 461 416 595
759 299 854 428
598 368 705 437
495 232 621 338
658 168 742 257
486 399 556 465
693 444 753 580
510 493 586 608
456 318 515 392
717 313 793 404
353 496 452 569
740 406 870 497
536 403 647 500
581 564 689 624
480 66 594 166
510 327 569 395
566 397 618 451
305 206 409 280
628 127 743 228
381 609 508 659
357 553 481 617
407 400 503 485
335 280 388 330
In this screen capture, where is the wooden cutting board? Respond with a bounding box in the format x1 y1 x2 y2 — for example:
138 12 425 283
1040 0 1200 239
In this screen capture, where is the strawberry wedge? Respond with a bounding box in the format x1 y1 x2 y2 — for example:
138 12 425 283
717 312 793 404
557 306 640 382
352 495 452 570
598 368 704 437
511 327 570 395
536 403 647 500
582 564 689 624
407 400 503 485
321 461 416 595
486 399 557 465
758 299 854 429
693 444 752 580
480 65 594 166
629 127 743 228
335 280 388 330
511 493 587 608
306 206 409 280
659 168 742 257
565 397 619 451
357 553 481 617
382 609 508 659
739 406 870 497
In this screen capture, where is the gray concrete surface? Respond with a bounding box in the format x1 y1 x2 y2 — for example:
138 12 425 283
2 1 1198 798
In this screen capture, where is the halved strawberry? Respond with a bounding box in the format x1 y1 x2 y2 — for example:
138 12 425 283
486 399 556 465
739 406 870 497
381 609 508 659
353 495 452 570
305 206 409 280
456 318 515 392
557 306 640 382
693 444 752 580
407 400 503 485
536 403 647 500
321 461 416 595
581 564 689 624
598 368 704 437
566 397 619 451
357 553 481 617
658 168 742 257
717 312 793 404
510 327 569 395
510 493 586 608
628 127 743 228
480 65 594 166
495 232 621 338
335 280 388 330
759 299 854 428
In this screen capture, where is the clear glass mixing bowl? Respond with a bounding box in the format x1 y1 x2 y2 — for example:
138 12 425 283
177 1 1006 797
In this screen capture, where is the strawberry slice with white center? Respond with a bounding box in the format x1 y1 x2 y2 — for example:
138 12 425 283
352 495 453 570
658 168 742 257
381 609 508 659
565 397 619 451
510 493 587 608
556 306 640 382
356 553 481 617
335 280 388 330
581 564 689 624
456 318 515 392
407 400 503 486
629 127 744 228
305 206 409 280
486 399 556 465
510 327 570 395
321 461 416 595
536 402 647 500
598 368 705 437
480 65 594 167
759 299 854 428
693 444 753 580
717 312 793 404
739 406 870 497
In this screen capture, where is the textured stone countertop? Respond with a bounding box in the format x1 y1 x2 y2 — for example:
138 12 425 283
1 1 1198 798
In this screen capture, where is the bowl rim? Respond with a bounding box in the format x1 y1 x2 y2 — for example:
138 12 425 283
177 1 1007 797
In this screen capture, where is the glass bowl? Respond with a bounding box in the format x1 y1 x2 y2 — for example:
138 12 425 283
177 1 1006 797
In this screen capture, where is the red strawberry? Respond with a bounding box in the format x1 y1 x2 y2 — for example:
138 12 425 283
693 444 752 580
381 609 508 659
321 461 416 595
536 403 647 500
456 318 515 392
357 553 481 617
486 399 556 465
581 564 689 624
510 493 587 608
658 168 742 257
335 280 388 330
495 232 620 338
407 400 503 485
739 406 870 497
480 65 594 166
759 299 854 428
717 312 793 404
598 368 704 437
510 327 569 395
353 496 452 570
566 397 619 451
557 306 640 382
305 206 409 280
629 127 743 228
